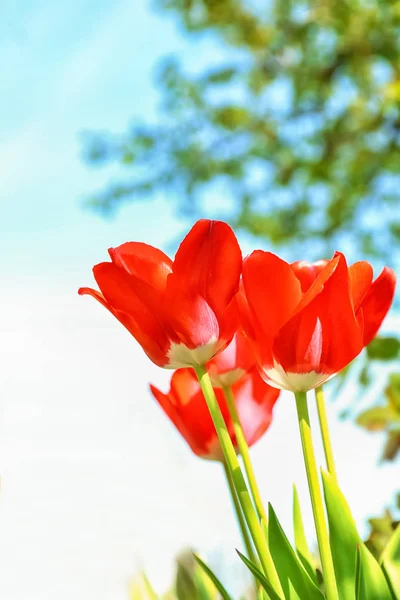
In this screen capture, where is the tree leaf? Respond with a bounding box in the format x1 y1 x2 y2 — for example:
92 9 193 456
356 407 395 431
366 337 400 361
386 374 400 411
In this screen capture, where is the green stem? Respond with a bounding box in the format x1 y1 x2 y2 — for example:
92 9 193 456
315 386 337 480
223 385 267 523
294 392 339 600
194 365 283 598
222 461 258 565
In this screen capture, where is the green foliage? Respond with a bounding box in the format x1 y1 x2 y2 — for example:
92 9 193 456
267 504 324 599
321 470 361 600
129 490 400 599
176 554 198 599
365 498 400 560
85 0 400 264
292 485 319 584
237 551 283 600
380 523 400 599
129 573 160 599
322 470 398 600
356 544 392 600
366 338 400 361
194 554 233 600
357 373 400 461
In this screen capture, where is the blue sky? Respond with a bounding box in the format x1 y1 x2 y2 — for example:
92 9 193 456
0 2 398 600
1 0 192 285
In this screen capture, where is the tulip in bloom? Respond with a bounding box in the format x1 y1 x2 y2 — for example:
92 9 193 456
238 251 396 392
79 220 242 368
150 368 279 460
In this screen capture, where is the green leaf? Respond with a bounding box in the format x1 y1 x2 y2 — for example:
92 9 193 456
293 485 319 585
356 407 396 431
322 470 361 600
236 550 282 600
382 432 400 462
267 504 324 599
193 555 233 600
380 523 400 599
366 337 400 360
176 562 198 600
387 374 400 411
129 573 158 600
356 544 393 600
194 564 217 600
142 574 159 600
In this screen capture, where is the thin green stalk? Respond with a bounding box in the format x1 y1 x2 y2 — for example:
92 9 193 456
294 391 339 600
315 386 337 480
223 385 267 523
222 461 258 565
194 365 284 599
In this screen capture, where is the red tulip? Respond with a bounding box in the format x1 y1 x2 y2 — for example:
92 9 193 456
79 220 242 368
207 330 256 388
150 368 279 460
239 251 396 392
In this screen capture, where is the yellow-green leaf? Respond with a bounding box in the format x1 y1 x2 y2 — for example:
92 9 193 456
380 523 400 599
322 470 361 600
293 485 319 585
356 544 392 600
268 504 324 599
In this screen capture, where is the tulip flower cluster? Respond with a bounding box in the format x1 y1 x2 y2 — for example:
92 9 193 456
80 220 399 600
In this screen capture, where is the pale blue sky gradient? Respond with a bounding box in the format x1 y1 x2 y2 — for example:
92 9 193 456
0 2 398 599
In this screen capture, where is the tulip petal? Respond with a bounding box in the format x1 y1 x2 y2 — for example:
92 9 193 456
242 251 303 339
273 253 364 379
79 283 168 366
150 371 225 459
234 370 279 446
92 262 170 364
166 295 220 352
207 330 254 386
360 266 396 346
292 254 340 316
149 382 203 454
78 287 110 310
235 281 257 341
291 260 329 292
348 261 373 311
168 219 242 318
109 242 172 292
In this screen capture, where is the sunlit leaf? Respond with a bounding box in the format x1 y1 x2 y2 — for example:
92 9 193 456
380 523 400 599
292 485 319 585
236 550 283 600
193 555 233 600
356 543 392 600
267 504 324 599
322 470 361 600
366 338 400 361
356 407 396 431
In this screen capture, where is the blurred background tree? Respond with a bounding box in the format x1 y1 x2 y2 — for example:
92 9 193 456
83 0 400 473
